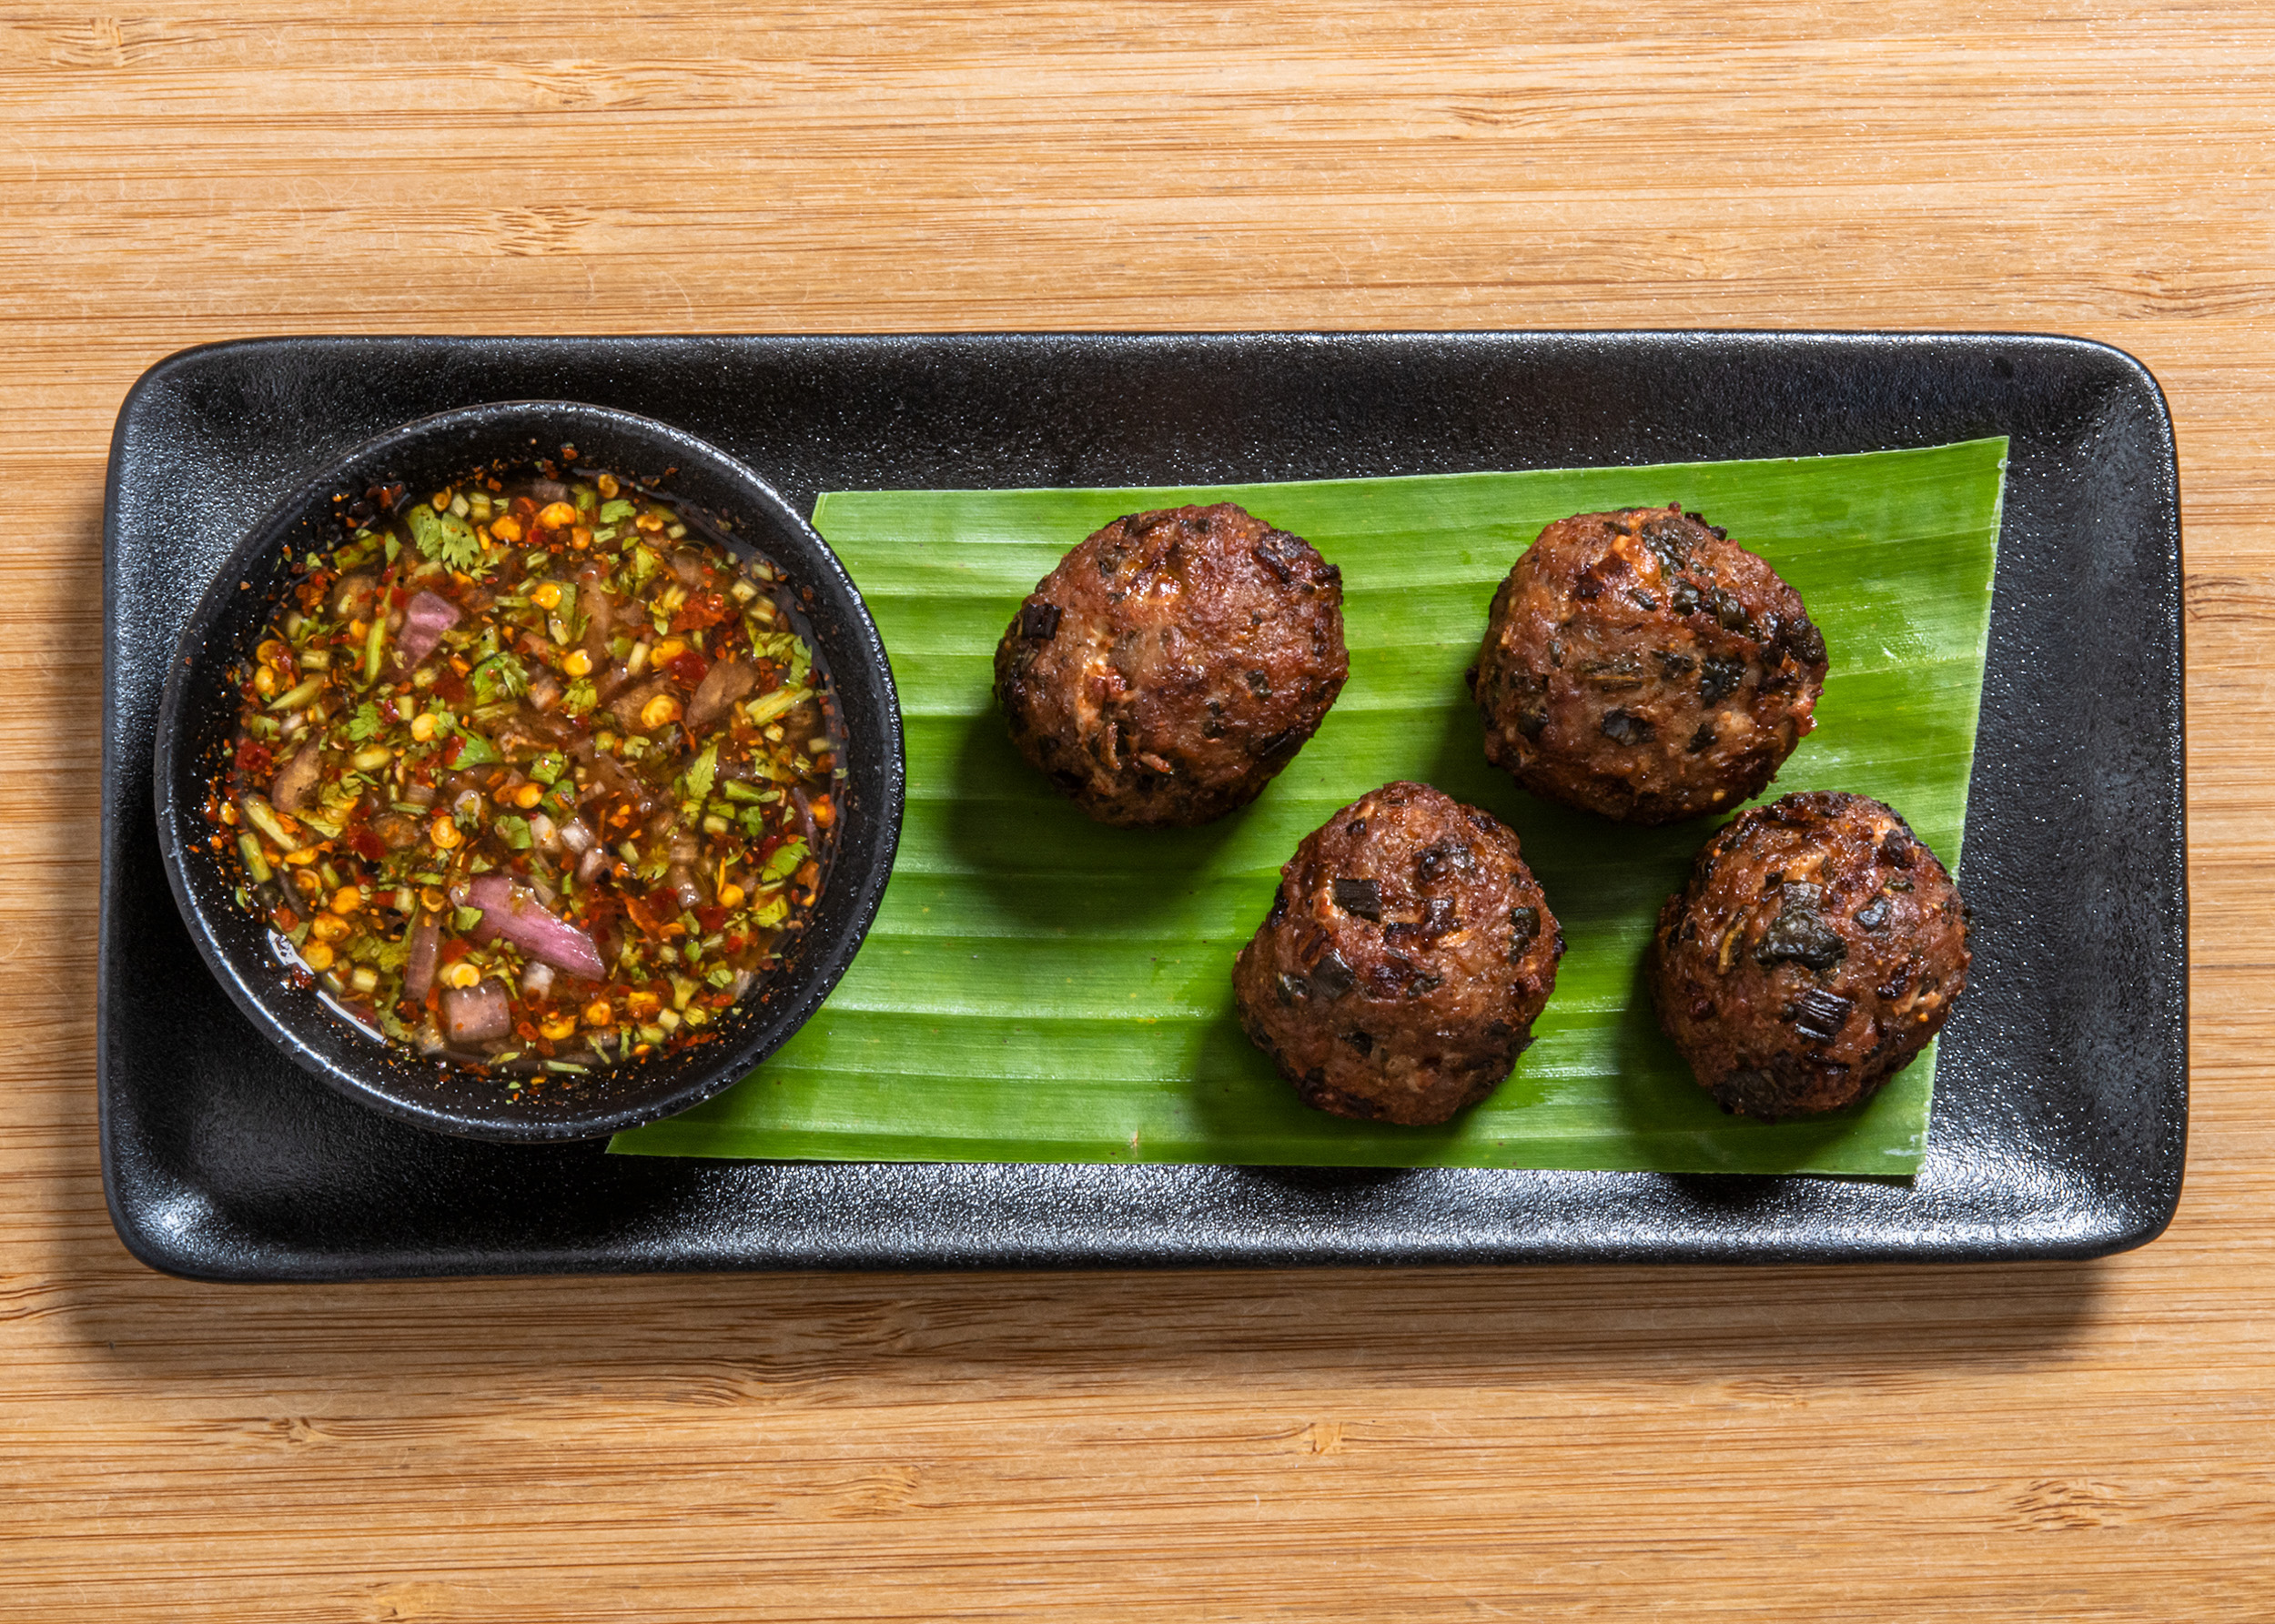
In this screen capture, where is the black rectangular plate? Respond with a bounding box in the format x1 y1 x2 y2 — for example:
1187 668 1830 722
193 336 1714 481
100 332 2186 1279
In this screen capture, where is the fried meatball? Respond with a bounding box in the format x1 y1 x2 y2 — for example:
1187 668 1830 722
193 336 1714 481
1648 792 1970 1119
1232 782 1564 1126
995 502 1348 827
1470 504 1828 824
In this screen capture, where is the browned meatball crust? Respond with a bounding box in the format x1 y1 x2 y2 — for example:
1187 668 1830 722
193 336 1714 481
1232 782 1564 1126
995 503 1348 827
1470 504 1828 824
1649 792 1970 1119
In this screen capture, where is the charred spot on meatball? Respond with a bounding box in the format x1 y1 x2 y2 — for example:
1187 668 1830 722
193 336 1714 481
994 503 1349 827
1647 792 1970 1119
1471 505 1829 824
1231 782 1564 1127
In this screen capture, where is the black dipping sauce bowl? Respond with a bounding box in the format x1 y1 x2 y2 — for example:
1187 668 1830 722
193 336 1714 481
154 401 905 1142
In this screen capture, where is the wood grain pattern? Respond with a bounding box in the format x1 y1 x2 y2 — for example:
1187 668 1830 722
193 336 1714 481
4 4 2270 1617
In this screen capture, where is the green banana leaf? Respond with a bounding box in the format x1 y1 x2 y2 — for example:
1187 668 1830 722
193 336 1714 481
611 439 2005 1175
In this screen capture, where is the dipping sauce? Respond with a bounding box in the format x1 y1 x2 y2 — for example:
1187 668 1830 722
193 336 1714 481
206 466 842 1078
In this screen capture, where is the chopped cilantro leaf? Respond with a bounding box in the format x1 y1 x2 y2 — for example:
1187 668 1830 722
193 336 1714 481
686 741 718 802
407 503 483 571
471 651 530 703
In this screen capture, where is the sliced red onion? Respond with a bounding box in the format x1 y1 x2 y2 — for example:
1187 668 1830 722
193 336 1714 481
594 659 634 704
268 740 322 815
454 873 606 981
521 959 556 1000
526 708 576 746
589 753 654 814
396 590 461 667
687 658 757 730
403 912 441 1000
439 979 511 1044
608 676 666 729
577 567 614 651
576 846 608 884
557 816 595 856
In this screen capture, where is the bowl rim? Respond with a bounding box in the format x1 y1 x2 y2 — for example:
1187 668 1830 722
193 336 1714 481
152 398 905 1142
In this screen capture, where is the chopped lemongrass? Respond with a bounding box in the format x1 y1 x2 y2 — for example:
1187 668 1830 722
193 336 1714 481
743 686 811 728
267 676 325 711
238 793 302 851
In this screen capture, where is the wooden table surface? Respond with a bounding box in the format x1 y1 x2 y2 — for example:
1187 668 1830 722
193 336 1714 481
5 5 2269 1618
